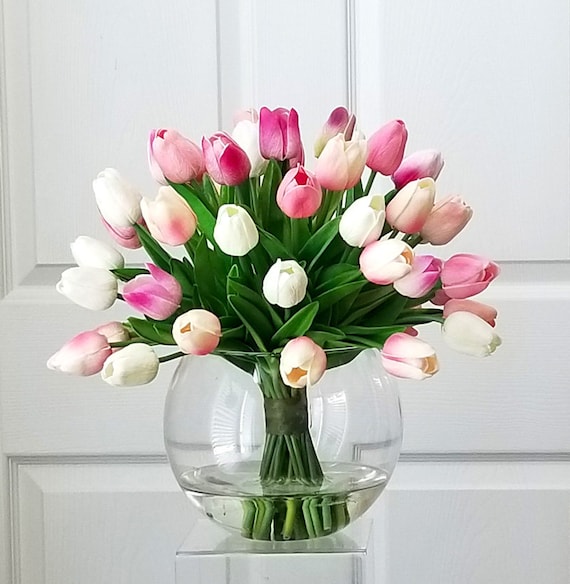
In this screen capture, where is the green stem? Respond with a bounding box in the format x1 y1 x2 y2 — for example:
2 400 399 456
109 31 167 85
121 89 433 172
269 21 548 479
363 170 377 196
158 351 185 363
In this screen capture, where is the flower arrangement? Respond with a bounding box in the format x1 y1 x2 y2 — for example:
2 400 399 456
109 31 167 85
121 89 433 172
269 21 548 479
48 105 501 540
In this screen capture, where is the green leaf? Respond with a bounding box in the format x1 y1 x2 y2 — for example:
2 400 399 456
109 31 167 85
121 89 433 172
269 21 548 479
169 258 194 293
169 181 217 243
314 280 367 312
228 295 273 351
133 224 172 271
127 317 176 345
366 294 409 326
258 228 293 261
344 325 406 345
298 217 341 271
315 264 362 294
270 301 320 346
258 160 282 231
342 287 396 325
194 235 228 315
111 267 149 282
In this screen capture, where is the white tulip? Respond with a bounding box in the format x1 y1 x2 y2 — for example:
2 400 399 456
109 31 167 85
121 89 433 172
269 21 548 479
93 168 142 228
339 194 386 247
442 311 502 357
262 259 308 308
101 343 159 387
70 236 124 270
56 267 118 310
232 120 268 177
213 204 259 256
279 336 327 388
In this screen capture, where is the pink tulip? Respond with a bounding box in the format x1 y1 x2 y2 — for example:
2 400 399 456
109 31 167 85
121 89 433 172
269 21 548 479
172 309 221 355
359 239 414 285
366 119 408 175
141 187 197 246
393 255 442 298
314 106 350 157
276 165 322 218
148 129 205 184
94 321 130 343
443 299 498 327
392 149 444 190
259 107 304 164
314 132 367 191
381 333 439 380
421 195 473 245
386 177 436 233
202 132 251 186
433 254 500 304
279 336 327 389
101 218 142 249
123 263 182 320
47 331 112 376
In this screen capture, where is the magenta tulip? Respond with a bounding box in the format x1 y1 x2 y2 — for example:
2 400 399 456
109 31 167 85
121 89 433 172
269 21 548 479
202 132 251 186
421 195 473 245
366 119 408 175
276 165 322 218
380 333 439 380
123 263 182 320
443 299 498 327
47 331 112 376
392 149 444 190
393 255 442 298
386 177 436 233
259 107 304 164
314 106 350 157
148 129 205 184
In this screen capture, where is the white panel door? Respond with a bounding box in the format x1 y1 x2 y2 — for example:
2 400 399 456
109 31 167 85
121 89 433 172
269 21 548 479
1 0 569 583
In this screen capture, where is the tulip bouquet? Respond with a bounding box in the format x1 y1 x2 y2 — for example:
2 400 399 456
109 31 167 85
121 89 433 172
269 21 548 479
48 106 501 540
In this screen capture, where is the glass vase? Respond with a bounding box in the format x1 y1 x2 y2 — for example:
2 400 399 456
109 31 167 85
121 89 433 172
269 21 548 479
164 348 402 541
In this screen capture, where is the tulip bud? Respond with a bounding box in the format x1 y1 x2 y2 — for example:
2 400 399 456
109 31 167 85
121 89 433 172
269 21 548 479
438 254 500 301
202 132 251 186
279 336 327 388
231 119 268 178
262 259 308 308
47 331 112 376
359 240 414 285
172 309 222 355
140 186 197 246
101 343 159 387
314 106 350 157
122 263 182 320
259 107 304 164
276 165 322 219
366 119 408 175
93 168 142 229
101 219 142 249
148 129 205 184
393 255 442 298
420 195 473 245
314 132 367 191
339 193 386 247
94 321 131 343
213 204 259 256
386 177 436 234
392 149 444 190
70 236 124 270
442 311 502 357
380 332 439 380
443 299 497 327
57 267 118 311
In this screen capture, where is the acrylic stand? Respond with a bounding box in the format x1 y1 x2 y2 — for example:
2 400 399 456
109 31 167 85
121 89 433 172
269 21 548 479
175 517 374 584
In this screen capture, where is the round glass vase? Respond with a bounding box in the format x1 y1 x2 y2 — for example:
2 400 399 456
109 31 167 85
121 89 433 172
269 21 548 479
164 348 402 541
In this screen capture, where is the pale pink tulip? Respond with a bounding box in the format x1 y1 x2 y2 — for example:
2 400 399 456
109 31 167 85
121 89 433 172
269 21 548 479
420 195 473 245
202 132 251 186
279 336 327 389
359 239 414 285
314 132 367 191
443 299 498 327
172 309 221 355
366 119 408 175
380 332 439 380
101 219 142 249
386 177 436 233
123 263 182 320
314 106 350 157
94 321 130 343
47 331 112 376
392 149 444 190
233 108 259 124
259 107 304 164
148 129 205 184
276 165 322 218
140 187 197 246
435 254 500 303
393 255 442 298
